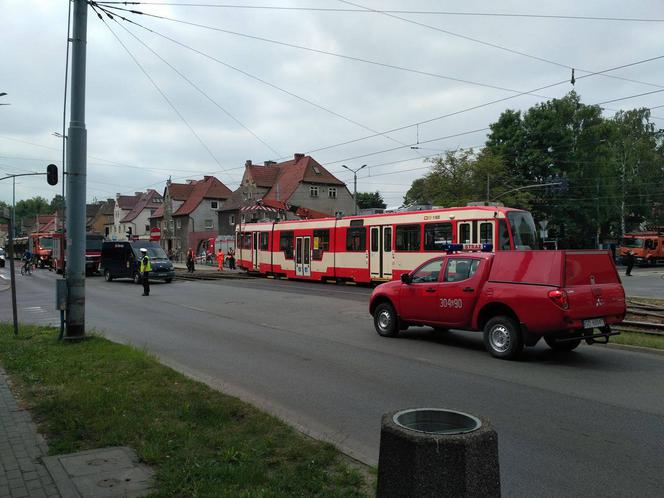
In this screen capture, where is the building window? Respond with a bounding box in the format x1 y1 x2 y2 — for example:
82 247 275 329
396 224 420 251
169 220 174 230
211 201 218 209
204 219 213 229
346 227 366 251
145 224 150 232
229 214 236 226
424 222 452 251
176 219 181 229
328 187 337 198
310 185 319 197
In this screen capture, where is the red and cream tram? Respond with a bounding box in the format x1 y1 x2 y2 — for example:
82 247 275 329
235 205 539 284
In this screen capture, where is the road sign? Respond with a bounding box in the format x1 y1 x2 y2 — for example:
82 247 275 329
150 227 161 241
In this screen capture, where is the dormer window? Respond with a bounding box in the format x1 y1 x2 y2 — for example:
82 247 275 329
310 186 319 197
211 201 218 209
312 166 321 175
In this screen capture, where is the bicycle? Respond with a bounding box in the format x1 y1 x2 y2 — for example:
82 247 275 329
20 261 34 276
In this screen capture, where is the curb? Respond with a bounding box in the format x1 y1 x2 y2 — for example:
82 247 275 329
599 342 664 356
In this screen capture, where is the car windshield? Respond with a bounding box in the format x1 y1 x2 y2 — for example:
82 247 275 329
86 236 104 251
507 211 539 250
621 238 644 248
39 237 53 249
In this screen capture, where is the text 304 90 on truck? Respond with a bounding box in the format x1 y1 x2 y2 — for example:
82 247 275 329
369 248 626 359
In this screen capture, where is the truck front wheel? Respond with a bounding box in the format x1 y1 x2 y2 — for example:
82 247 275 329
374 302 400 338
483 316 523 360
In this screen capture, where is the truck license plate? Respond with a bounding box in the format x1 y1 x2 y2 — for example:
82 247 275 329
583 318 605 329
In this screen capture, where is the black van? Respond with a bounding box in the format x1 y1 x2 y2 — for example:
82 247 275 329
101 240 175 283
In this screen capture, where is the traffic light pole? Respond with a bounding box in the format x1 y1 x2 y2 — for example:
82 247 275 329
65 0 88 339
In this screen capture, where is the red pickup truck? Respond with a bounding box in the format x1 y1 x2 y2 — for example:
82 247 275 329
369 250 626 359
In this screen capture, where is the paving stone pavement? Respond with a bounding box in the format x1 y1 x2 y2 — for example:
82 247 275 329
0 367 60 498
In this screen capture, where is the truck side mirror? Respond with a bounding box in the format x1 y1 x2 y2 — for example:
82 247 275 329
401 273 412 284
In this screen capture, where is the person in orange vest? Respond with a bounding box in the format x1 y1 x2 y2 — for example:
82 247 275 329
216 249 224 271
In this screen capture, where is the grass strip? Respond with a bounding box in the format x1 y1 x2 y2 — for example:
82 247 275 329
0 324 372 497
611 329 664 350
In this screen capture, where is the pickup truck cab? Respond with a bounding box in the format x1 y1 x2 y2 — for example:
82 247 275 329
369 250 626 359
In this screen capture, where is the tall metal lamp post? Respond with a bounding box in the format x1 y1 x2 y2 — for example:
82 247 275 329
342 164 366 215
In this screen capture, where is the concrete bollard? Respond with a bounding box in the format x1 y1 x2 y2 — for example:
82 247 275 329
377 408 500 498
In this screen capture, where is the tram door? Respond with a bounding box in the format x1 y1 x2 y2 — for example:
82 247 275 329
370 226 393 279
457 221 495 247
252 231 260 270
295 236 311 277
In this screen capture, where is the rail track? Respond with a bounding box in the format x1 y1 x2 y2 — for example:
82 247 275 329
621 303 664 336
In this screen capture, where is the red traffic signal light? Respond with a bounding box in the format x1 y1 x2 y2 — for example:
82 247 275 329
47 164 58 186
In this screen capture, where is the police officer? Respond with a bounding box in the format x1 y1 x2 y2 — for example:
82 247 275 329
140 247 152 295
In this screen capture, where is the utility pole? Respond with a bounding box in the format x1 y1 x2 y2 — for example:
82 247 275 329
65 0 88 339
342 164 366 215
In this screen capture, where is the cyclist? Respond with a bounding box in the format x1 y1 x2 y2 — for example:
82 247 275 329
22 249 34 274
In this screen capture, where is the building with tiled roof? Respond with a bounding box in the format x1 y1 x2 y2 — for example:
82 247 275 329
218 154 355 236
110 190 163 240
151 176 232 257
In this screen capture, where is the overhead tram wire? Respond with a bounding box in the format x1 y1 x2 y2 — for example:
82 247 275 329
89 4 236 182
95 3 664 151
96 3 664 22
92 3 428 162
337 0 664 91
95 2 557 99
107 16 282 158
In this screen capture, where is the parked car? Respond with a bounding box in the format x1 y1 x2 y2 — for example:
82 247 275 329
100 241 174 283
369 249 626 359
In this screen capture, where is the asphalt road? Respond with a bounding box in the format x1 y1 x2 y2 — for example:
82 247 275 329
1 266 663 497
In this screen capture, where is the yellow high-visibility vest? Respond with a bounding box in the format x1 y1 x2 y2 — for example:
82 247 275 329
140 255 152 272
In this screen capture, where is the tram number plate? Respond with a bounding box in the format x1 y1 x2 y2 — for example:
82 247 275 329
583 318 605 329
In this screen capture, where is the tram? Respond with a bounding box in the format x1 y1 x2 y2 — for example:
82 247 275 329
235 205 538 284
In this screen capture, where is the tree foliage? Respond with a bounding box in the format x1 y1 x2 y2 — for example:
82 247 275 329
404 92 664 248
356 191 386 209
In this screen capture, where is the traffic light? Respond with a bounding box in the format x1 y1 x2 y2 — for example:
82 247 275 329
47 164 58 185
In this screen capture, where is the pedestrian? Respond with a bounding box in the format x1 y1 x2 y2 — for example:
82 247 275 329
186 247 195 273
227 247 236 270
216 249 224 271
139 247 151 296
625 250 635 276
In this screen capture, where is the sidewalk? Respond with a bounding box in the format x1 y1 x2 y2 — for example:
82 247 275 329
0 367 60 498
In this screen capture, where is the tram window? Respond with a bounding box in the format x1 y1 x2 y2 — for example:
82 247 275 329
312 229 329 260
424 223 452 251
396 224 421 251
479 222 493 244
384 227 392 252
346 227 366 251
371 228 379 252
499 220 511 250
458 223 472 244
280 231 294 259
260 232 269 250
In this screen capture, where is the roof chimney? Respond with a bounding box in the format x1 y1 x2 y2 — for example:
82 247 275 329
294 153 305 162
245 160 253 167
135 192 142 196
264 160 276 166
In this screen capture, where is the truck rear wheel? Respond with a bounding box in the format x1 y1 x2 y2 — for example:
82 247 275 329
483 316 523 360
374 302 400 338
544 335 581 352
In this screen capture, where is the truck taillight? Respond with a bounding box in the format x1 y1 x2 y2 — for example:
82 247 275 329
548 289 569 310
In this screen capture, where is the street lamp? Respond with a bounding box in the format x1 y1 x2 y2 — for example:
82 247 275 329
342 164 366 215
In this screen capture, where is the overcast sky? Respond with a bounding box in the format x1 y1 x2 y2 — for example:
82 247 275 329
2 0 663 209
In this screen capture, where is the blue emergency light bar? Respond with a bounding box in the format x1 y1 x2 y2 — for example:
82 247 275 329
439 243 493 253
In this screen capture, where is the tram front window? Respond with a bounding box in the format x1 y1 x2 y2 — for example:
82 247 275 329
507 211 538 250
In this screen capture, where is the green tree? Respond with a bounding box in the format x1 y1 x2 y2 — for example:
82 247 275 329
50 194 65 213
356 191 386 209
15 196 51 220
